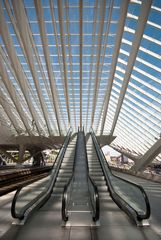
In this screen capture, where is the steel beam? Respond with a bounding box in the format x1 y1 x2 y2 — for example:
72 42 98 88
79 0 83 129
96 134 116 146
111 145 141 162
132 137 161 171
86 0 98 131
0 1 43 135
109 0 152 136
0 50 32 135
50 0 69 131
34 0 62 135
91 0 106 126
0 88 23 134
57 0 71 126
0 45 39 127
100 0 129 134
12 0 54 136
3 1 46 126
65 0 76 130
94 0 114 133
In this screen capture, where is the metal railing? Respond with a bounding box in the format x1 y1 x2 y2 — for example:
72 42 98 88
90 128 150 226
11 127 72 221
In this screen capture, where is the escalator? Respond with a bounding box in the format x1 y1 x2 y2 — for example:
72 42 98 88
11 128 150 226
11 128 76 222
62 128 99 226
89 129 151 226
3 129 161 240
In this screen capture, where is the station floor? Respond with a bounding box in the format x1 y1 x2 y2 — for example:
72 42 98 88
113 171 161 238
0 172 161 240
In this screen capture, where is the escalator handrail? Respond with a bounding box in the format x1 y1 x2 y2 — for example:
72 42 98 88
88 175 100 221
62 131 78 221
83 130 99 221
62 174 75 221
11 127 72 220
90 128 150 222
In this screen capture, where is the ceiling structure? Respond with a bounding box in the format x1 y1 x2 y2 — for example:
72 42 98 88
0 0 161 167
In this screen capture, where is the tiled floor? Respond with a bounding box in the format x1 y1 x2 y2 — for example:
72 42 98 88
113 171 161 238
1 186 161 240
1 159 161 239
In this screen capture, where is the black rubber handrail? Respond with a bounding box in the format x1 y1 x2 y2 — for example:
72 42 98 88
90 128 150 224
61 181 70 221
88 175 99 221
61 128 82 221
83 129 99 222
11 127 72 221
62 130 79 221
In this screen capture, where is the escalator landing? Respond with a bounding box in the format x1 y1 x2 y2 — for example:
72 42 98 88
64 212 99 227
2 205 160 240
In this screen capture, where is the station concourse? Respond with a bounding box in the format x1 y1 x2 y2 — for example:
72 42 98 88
0 0 161 239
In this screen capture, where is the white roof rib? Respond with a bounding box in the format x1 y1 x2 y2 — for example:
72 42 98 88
0 0 161 166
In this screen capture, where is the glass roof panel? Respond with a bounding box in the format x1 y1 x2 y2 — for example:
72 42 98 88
0 0 161 164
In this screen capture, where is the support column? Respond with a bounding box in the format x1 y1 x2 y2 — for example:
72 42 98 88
29 148 45 166
17 144 26 164
131 138 161 171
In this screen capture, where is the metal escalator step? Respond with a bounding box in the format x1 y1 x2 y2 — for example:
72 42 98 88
89 166 101 169
57 174 72 179
61 162 74 166
89 175 105 180
55 182 67 187
88 160 99 163
52 187 64 195
89 173 103 177
89 169 102 172
86 153 97 156
60 166 73 170
58 171 72 175
89 169 102 173
59 169 72 173
87 158 99 161
62 159 74 163
56 177 70 182
90 172 104 177
88 159 100 162
64 148 75 152
88 164 100 167
93 180 107 186
97 185 108 192
98 192 110 199
63 154 75 158
62 156 74 159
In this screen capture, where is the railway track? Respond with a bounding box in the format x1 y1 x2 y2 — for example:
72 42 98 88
0 166 52 196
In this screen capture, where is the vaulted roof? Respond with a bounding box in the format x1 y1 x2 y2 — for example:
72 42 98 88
0 0 161 164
